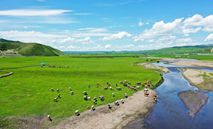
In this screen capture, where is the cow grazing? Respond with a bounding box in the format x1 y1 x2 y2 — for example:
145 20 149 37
112 93 115 97
50 88 54 92
115 101 120 106
121 99 124 104
124 93 128 98
107 104 112 109
47 115 52 122
83 91 88 95
91 105 96 111
99 96 105 101
75 110 80 116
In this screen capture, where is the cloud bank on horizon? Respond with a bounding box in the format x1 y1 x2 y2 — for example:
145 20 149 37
0 0 212 51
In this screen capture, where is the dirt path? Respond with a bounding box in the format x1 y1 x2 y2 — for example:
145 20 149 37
50 90 156 129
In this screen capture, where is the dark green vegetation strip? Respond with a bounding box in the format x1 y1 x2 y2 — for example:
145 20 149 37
0 56 161 126
153 74 164 89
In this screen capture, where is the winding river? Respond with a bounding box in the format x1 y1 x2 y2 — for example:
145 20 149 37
124 62 213 129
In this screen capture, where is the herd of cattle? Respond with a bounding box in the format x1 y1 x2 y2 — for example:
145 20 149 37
47 80 157 121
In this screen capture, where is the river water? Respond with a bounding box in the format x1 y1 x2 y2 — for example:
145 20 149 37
124 62 213 129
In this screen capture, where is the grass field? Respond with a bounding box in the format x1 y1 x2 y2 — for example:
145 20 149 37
0 71 8 76
0 56 161 125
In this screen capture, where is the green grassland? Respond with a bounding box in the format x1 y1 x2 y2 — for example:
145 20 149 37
0 56 161 126
0 71 8 76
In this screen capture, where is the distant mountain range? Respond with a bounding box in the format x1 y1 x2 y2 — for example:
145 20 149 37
141 44 213 56
65 44 213 55
0 39 63 56
1 38 212 56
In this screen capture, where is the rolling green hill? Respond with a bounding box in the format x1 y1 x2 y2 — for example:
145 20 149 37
142 44 213 60
0 39 63 56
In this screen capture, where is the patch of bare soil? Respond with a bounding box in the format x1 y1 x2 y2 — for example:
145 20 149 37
50 90 156 129
182 69 204 85
178 90 208 117
182 69 213 91
138 63 169 73
0 116 50 129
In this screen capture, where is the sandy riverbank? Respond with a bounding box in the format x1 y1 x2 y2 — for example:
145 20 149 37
182 69 204 85
50 90 156 129
182 69 213 91
162 58 213 68
138 63 169 73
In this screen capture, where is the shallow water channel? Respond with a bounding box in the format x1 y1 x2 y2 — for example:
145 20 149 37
124 62 213 129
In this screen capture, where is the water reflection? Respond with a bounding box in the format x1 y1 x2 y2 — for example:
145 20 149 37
124 62 213 129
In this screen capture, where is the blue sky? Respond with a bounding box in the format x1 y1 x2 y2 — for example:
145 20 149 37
0 0 212 51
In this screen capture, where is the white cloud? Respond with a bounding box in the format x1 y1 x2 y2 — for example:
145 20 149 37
181 26 201 36
77 37 94 44
61 36 93 44
138 21 144 27
0 9 71 17
71 31 109 38
0 31 65 46
145 37 194 50
0 30 96 50
183 14 203 26
202 15 213 32
152 19 182 33
60 37 75 43
77 27 108 33
183 14 213 32
0 30 135 51
175 38 193 46
135 14 213 42
104 44 112 49
103 31 132 41
38 16 76 24
134 14 213 50
205 33 213 41
176 37 192 43
0 14 212 51
182 14 213 33
134 18 183 41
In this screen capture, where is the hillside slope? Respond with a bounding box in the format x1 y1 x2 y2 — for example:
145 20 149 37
0 39 63 56
142 44 213 56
